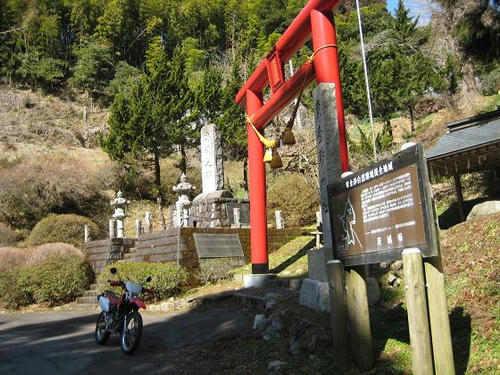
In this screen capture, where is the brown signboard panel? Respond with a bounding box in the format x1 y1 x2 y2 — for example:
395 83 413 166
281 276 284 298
327 144 438 266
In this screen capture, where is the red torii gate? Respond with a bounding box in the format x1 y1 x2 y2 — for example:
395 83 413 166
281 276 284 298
236 0 349 274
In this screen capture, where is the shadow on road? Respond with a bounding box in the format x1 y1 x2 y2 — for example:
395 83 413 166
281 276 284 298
0 300 252 375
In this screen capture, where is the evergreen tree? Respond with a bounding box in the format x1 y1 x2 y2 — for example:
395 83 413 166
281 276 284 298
101 37 193 221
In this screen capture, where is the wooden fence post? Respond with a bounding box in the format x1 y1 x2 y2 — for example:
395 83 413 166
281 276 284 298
403 248 434 375
424 257 455 375
345 265 373 371
327 260 350 372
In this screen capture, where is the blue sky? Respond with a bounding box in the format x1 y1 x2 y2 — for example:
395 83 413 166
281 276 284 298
386 0 439 25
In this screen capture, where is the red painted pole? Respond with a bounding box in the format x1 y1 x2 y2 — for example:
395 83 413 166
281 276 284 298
310 9 349 172
246 90 269 274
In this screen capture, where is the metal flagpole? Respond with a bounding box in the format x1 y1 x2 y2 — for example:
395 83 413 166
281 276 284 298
355 0 377 161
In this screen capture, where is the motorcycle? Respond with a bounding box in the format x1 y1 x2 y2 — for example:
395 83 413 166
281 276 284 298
95 267 152 354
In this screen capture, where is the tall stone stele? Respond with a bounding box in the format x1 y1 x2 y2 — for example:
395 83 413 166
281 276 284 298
201 123 224 193
189 123 250 228
110 191 130 238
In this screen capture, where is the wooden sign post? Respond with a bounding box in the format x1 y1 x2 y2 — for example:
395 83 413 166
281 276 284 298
328 144 455 374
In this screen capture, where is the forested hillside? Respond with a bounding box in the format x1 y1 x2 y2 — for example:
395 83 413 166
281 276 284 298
0 0 499 233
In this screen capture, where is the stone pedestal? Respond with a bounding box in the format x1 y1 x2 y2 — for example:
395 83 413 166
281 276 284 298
189 190 249 228
307 247 328 282
299 278 330 313
243 273 276 288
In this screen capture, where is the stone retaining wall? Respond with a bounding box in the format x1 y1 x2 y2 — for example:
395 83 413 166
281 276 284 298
132 228 307 266
84 228 307 275
82 238 136 274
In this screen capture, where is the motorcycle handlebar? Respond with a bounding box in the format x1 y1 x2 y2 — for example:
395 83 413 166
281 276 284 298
108 280 122 287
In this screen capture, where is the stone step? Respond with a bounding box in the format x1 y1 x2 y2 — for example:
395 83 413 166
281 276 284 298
232 291 266 310
76 296 98 304
71 303 99 311
83 289 98 297
122 253 134 259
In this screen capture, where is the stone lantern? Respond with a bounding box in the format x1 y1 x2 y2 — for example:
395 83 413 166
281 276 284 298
110 191 130 238
172 173 195 227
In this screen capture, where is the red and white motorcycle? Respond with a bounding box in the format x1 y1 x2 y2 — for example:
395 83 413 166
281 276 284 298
95 267 152 354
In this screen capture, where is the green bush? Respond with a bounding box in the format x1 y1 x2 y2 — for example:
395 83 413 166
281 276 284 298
27 214 99 247
97 262 188 302
26 254 92 305
267 173 318 227
0 254 92 308
0 223 17 246
0 269 34 308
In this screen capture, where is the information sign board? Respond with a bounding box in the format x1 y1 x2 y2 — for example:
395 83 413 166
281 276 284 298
327 144 438 266
193 233 244 259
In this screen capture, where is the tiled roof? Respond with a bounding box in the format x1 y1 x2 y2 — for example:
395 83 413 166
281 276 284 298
426 109 500 160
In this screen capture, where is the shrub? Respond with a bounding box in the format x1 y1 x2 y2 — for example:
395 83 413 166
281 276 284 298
0 269 34 308
0 223 17 246
27 214 99 247
0 253 92 308
26 254 92 305
479 67 500 96
0 154 108 230
97 262 188 302
267 173 318 227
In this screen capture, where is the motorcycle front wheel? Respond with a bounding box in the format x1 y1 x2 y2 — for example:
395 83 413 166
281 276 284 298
95 312 111 345
120 311 143 355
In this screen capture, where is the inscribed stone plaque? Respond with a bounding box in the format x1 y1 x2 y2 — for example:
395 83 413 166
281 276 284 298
328 144 438 266
193 233 244 259
226 203 250 226
201 124 224 193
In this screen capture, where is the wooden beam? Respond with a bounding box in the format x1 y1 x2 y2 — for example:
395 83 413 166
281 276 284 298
453 171 465 222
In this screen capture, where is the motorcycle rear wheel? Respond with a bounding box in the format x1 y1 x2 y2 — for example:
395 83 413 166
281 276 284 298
95 312 111 345
120 311 143 355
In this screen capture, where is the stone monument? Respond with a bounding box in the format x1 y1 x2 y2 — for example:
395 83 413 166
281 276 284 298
201 124 224 193
189 124 249 228
172 173 195 227
110 191 130 238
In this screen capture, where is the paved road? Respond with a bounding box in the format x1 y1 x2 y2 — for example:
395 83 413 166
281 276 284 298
0 304 252 375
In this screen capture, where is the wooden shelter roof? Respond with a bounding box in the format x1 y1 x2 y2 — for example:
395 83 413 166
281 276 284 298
426 109 500 176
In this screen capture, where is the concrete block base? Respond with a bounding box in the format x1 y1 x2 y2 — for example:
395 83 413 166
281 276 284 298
307 247 327 282
243 273 276 288
299 278 330 313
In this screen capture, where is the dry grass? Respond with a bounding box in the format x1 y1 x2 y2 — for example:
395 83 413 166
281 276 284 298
0 86 108 148
0 222 17 246
0 152 111 229
0 243 84 270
